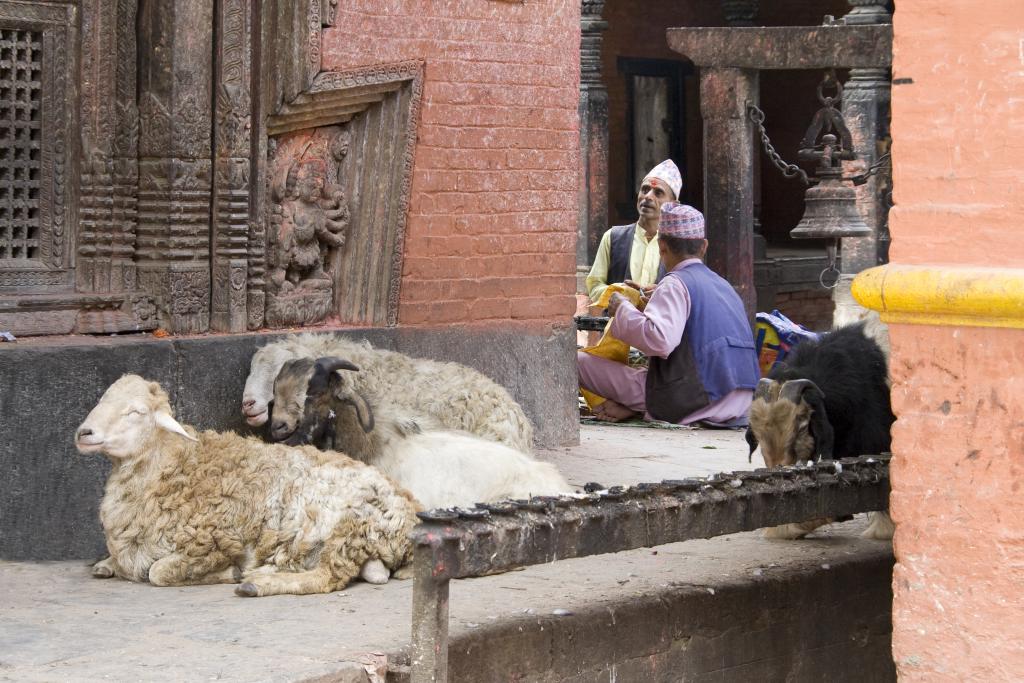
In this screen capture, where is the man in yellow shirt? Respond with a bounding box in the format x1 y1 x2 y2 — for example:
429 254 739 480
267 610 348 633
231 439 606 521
585 159 683 303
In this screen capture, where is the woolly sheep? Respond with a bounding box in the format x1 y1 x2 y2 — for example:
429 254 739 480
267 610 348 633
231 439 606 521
242 333 535 452
274 357 574 509
745 322 895 540
75 374 420 597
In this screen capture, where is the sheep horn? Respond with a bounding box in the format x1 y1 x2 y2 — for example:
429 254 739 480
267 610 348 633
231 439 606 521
779 379 823 404
754 378 779 402
306 357 360 398
314 356 360 375
337 390 375 434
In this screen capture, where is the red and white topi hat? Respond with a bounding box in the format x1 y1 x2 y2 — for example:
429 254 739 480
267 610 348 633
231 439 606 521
642 159 683 199
657 202 705 239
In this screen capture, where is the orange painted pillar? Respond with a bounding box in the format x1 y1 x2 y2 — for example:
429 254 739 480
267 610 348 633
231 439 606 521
852 1 1024 679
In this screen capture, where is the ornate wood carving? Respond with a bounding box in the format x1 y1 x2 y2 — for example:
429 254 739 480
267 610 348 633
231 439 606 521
135 0 215 334
74 0 149 334
0 2 80 335
263 61 423 328
211 0 253 332
320 0 338 27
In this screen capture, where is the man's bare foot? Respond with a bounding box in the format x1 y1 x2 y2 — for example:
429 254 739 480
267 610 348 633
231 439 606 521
591 399 640 423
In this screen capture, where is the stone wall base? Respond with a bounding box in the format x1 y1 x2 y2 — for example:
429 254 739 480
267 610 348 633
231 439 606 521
0 325 578 560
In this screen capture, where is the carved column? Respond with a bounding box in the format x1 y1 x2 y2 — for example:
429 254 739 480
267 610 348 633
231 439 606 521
210 0 253 332
74 0 152 333
136 0 215 333
578 0 609 284
700 67 758 317
834 1 892 325
843 0 892 26
77 0 118 295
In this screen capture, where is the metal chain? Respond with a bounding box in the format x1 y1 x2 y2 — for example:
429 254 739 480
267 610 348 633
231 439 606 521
749 105 810 185
849 152 891 186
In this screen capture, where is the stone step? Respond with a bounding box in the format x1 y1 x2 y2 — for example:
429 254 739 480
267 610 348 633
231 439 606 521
0 521 894 682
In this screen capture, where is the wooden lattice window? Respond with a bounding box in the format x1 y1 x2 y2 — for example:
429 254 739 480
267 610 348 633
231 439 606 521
0 28 43 262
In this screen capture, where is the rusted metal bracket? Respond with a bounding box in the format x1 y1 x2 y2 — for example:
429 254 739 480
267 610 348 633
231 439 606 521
409 454 890 683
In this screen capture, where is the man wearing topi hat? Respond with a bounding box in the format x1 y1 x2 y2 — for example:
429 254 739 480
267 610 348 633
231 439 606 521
585 159 683 303
578 202 760 425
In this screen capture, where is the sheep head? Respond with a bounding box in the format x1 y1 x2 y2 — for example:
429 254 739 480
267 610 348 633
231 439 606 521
75 375 197 461
745 378 834 467
270 356 372 446
241 343 296 427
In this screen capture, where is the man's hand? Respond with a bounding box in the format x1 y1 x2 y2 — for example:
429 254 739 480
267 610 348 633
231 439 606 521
624 279 656 297
607 292 628 316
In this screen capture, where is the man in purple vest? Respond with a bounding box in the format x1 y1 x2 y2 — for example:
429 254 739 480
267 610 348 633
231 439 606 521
579 202 760 426
584 159 683 303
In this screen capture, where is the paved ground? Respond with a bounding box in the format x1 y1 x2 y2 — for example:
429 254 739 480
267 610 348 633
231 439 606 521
546 420 752 488
0 424 887 682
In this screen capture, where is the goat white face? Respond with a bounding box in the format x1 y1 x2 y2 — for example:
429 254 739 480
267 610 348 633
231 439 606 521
75 375 196 460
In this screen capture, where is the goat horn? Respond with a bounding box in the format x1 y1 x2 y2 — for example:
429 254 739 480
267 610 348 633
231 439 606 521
338 391 375 433
314 356 360 375
754 378 779 402
779 379 823 403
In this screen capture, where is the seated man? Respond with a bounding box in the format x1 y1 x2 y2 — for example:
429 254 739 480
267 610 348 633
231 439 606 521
578 202 760 426
585 159 683 303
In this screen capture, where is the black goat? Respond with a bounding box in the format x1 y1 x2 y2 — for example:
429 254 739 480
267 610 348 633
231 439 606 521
745 322 895 540
746 321 894 467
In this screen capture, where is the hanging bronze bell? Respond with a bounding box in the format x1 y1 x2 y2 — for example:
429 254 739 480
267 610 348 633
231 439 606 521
791 165 871 240
791 133 870 241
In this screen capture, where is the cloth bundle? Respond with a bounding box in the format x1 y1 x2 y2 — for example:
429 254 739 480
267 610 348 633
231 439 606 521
580 284 645 409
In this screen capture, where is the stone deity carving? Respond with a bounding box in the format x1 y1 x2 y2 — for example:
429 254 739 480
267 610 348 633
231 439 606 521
264 129 351 327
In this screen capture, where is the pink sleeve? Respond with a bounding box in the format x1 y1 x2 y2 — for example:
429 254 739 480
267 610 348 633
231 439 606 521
610 276 691 359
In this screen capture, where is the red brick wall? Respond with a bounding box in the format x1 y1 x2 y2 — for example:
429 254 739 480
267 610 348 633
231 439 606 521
772 289 834 332
321 2 581 327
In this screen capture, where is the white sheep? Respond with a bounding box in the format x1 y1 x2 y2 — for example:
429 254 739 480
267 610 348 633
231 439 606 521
75 374 420 597
242 333 535 452
275 357 574 509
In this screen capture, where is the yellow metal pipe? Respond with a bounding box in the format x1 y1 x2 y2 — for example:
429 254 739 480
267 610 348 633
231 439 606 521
852 265 1024 329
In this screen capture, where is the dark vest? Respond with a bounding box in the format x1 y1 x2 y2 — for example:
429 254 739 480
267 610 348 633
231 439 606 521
645 262 760 423
606 224 665 286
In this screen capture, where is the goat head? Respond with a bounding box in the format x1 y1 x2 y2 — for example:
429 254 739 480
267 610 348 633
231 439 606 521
746 378 834 467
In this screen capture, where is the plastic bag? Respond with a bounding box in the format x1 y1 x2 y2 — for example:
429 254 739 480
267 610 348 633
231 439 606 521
754 309 819 376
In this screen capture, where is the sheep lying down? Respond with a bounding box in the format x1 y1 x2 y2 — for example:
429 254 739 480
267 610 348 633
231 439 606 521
272 357 574 509
242 333 535 453
75 375 419 597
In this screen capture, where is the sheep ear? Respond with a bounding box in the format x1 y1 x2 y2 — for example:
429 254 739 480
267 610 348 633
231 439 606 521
744 427 758 463
153 411 199 442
